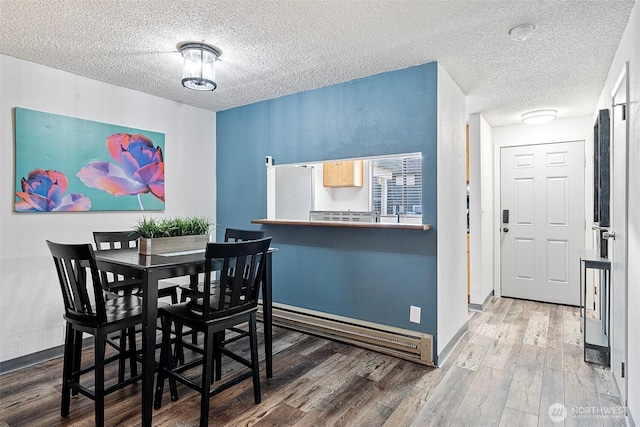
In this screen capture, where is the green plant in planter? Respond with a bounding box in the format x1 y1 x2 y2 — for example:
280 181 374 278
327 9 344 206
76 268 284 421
134 216 213 238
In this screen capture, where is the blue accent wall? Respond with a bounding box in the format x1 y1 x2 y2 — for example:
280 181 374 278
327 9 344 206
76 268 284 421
217 62 439 336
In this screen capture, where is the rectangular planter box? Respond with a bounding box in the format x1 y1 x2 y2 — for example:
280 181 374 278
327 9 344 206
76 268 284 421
138 234 210 255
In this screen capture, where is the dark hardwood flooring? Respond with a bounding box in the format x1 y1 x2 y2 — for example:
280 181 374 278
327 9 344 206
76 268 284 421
0 298 626 426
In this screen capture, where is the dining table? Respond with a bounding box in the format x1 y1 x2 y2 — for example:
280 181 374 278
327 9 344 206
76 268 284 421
94 246 276 427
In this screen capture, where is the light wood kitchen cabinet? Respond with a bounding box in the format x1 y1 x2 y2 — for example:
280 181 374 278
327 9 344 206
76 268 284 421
323 160 363 187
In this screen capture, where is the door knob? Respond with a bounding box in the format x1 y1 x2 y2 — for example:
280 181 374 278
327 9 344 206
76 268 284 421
503 227 509 232
603 231 616 240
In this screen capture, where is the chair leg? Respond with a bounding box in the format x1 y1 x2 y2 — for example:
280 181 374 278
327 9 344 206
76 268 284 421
249 314 261 404
71 330 83 396
200 329 215 427
167 324 178 402
155 315 179 409
118 330 126 383
173 323 185 364
94 331 106 427
154 317 169 409
127 327 138 378
61 323 75 417
214 332 222 381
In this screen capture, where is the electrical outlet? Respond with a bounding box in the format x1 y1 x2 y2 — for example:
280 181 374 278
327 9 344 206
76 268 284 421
410 306 421 324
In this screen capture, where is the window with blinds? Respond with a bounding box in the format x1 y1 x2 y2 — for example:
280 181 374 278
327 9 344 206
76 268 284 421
368 153 422 216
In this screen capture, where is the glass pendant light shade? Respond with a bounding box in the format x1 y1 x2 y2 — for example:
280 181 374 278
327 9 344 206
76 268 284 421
180 43 220 91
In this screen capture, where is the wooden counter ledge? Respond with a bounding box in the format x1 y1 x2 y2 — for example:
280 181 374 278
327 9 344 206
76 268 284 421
251 219 432 231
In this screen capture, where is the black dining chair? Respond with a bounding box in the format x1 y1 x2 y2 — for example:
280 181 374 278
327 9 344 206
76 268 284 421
94 230 182 364
46 240 143 427
93 230 180 304
176 228 265 362
154 237 271 427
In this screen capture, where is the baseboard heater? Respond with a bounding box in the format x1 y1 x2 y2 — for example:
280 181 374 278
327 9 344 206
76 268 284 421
259 303 434 366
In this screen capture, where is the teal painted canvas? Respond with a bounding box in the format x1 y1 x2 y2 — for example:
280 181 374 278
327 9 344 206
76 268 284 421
14 108 165 212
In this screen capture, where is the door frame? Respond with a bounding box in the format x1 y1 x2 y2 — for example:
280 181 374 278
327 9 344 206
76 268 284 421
609 62 629 407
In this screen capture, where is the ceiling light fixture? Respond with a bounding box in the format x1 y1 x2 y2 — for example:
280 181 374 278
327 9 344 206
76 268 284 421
179 43 221 91
509 24 535 41
521 109 558 124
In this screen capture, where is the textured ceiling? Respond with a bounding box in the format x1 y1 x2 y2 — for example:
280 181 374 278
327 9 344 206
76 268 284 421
0 0 634 127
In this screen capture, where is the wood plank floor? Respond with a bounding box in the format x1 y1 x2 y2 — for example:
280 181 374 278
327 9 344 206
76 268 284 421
0 298 627 426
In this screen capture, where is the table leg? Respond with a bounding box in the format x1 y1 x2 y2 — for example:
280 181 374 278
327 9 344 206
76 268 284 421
262 252 273 378
141 269 159 427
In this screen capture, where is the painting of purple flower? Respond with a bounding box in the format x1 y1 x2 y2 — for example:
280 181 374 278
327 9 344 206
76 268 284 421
77 133 165 209
15 169 91 212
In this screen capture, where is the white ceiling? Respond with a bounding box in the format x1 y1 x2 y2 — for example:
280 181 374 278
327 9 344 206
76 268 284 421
0 0 634 127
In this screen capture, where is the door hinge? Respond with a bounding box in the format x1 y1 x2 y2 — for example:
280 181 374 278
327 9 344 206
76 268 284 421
614 102 627 120
594 285 597 295
622 362 625 378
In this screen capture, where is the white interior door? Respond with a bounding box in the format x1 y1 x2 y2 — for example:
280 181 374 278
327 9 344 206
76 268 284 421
500 142 584 305
610 64 628 404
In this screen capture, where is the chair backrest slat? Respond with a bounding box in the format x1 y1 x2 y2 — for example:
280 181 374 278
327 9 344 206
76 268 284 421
47 240 107 324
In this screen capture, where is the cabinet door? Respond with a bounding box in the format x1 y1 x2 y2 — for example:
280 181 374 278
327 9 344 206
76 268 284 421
323 162 341 187
323 160 363 187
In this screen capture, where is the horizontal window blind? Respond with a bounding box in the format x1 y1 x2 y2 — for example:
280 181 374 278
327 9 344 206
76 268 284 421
369 154 422 216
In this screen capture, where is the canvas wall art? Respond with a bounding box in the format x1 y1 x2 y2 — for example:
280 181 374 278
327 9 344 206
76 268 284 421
14 108 165 212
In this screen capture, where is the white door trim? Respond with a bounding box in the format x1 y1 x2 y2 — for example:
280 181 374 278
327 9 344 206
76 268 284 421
610 61 629 407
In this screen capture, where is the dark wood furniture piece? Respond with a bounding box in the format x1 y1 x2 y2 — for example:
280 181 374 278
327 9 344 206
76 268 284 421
93 230 180 303
177 228 265 356
154 238 271 427
93 245 275 427
46 240 143 427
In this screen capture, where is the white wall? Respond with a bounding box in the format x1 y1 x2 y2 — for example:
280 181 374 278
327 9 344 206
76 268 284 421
491 116 594 298
593 2 639 421
0 55 216 363
468 114 494 307
312 161 371 212
436 64 468 359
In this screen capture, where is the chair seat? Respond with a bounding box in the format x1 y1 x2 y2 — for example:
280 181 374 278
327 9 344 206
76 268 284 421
64 295 143 330
106 278 180 304
178 281 216 299
103 295 144 324
104 277 143 294
159 299 256 326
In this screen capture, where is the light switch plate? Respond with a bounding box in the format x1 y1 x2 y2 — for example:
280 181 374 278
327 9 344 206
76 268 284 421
410 305 421 324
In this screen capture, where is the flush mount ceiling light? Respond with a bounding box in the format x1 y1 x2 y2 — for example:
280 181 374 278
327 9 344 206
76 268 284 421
509 24 535 41
179 43 221 91
521 109 558 124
